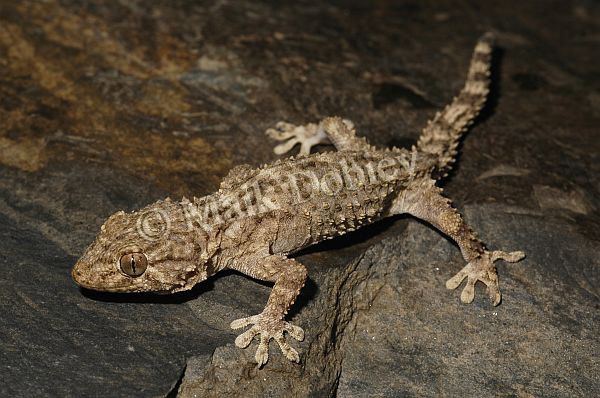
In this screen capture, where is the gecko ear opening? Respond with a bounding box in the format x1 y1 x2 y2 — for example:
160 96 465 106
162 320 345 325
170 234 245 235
119 253 148 277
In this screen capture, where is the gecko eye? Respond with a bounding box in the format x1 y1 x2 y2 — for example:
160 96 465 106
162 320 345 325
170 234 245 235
119 253 148 277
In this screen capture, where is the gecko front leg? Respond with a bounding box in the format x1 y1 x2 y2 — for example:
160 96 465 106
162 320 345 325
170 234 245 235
229 254 307 366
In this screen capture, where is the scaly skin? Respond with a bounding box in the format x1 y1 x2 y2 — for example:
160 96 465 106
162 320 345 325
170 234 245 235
72 33 525 367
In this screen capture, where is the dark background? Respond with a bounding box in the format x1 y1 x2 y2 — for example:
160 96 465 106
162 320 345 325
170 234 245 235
0 1 598 397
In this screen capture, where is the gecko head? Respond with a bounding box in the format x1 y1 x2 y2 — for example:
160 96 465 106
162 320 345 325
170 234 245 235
72 199 212 293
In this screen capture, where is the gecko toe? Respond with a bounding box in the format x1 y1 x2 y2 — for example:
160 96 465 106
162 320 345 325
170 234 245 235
446 267 468 290
460 277 476 304
491 250 526 263
275 334 300 363
255 335 270 367
230 314 260 330
234 326 258 348
275 121 296 131
284 323 305 341
265 122 296 140
274 138 301 155
488 285 502 306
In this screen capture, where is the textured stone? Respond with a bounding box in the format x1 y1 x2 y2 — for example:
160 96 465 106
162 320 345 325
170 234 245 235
0 1 598 397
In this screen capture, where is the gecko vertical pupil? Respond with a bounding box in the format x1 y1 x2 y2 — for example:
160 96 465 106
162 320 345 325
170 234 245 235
120 253 148 277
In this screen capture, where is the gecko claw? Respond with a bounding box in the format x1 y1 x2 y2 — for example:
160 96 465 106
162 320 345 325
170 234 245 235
446 250 525 306
231 313 304 366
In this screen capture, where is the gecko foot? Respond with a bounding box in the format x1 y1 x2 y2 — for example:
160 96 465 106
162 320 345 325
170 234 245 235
230 313 305 367
446 250 525 306
265 121 327 155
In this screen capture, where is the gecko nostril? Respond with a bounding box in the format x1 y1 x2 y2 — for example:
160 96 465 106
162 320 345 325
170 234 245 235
71 264 85 285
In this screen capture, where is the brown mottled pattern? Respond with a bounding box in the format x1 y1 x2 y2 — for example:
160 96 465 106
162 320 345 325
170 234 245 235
73 34 524 367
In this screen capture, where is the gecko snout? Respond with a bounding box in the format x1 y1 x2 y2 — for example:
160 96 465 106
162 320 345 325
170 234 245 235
71 260 90 288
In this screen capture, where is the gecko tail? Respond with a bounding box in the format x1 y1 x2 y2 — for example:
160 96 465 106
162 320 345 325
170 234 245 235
417 32 495 178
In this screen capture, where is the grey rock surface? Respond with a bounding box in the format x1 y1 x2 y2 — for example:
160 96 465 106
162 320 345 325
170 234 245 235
0 1 598 397
178 206 599 397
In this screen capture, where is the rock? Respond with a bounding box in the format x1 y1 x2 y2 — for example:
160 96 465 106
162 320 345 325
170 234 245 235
0 1 598 397
178 206 599 397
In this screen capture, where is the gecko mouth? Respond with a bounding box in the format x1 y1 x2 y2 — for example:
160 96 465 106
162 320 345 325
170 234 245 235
71 261 131 292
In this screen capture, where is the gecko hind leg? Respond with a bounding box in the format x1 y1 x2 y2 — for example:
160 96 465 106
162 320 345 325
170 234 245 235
393 178 525 305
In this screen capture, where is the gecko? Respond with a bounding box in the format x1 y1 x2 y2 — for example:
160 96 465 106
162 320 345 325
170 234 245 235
72 33 525 367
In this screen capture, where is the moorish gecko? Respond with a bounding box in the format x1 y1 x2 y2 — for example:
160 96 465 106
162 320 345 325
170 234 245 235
72 33 525 366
